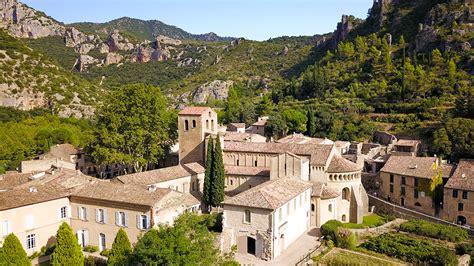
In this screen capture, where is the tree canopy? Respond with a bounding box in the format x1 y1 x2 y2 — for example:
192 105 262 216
50 222 84 266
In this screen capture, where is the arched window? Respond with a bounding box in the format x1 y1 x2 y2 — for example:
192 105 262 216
211 120 215 131
206 120 209 129
328 204 333 212
184 120 189 131
342 214 346 222
311 204 315 212
329 175 333 181
414 202 421 207
192 120 196 128
342 187 350 201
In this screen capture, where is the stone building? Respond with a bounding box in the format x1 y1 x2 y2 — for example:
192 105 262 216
379 156 453 216
178 106 218 164
442 159 474 226
227 123 246 133
20 144 85 173
70 180 199 251
222 177 312 260
248 117 268 136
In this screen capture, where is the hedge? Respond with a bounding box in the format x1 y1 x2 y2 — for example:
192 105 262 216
320 220 356 249
399 219 468 242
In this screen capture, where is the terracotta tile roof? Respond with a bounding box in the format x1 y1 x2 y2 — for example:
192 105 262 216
223 132 266 142
223 141 333 166
252 120 267 126
312 182 340 199
0 183 69 211
223 177 312 210
445 159 474 191
116 163 204 185
178 106 212 116
72 180 173 207
276 134 329 145
380 156 449 179
395 139 420 147
225 166 270 176
327 155 361 173
0 172 31 190
229 123 246 128
42 144 80 162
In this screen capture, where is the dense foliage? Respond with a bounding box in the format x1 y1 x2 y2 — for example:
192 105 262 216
50 222 84 266
361 233 457 265
91 84 177 172
132 213 235 265
399 219 468 243
107 228 132 266
0 111 93 173
320 220 356 249
0 233 31 265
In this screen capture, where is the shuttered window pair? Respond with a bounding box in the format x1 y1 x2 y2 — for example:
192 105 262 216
115 211 128 227
96 209 107 223
78 207 87 220
136 214 150 230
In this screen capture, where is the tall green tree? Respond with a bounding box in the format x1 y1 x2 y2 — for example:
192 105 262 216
50 222 84 266
306 109 316 137
203 137 215 208
132 213 223 265
212 136 225 207
107 228 132 266
91 84 176 173
0 233 30 265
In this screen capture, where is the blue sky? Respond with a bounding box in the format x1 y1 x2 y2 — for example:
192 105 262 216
22 0 373 41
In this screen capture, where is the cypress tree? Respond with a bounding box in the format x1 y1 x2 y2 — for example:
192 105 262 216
212 136 225 207
203 137 215 208
0 233 30 265
51 222 84 266
306 109 315 137
108 228 132 266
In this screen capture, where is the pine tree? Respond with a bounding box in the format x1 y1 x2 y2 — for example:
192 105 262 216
203 137 214 208
51 222 84 266
212 136 225 207
0 233 31 265
108 228 132 266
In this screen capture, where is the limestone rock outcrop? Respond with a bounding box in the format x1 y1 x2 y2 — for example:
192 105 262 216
0 0 65 38
105 53 123 65
192 80 234 104
107 30 134 52
75 55 99 72
64 27 88 47
156 35 182 46
76 43 95 54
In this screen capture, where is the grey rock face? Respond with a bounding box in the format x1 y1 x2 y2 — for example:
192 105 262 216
65 27 88 47
75 54 99 72
1 0 65 38
76 43 95 54
192 80 234 104
105 53 123 65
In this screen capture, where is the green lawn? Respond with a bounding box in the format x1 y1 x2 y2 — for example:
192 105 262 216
320 249 399 266
341 214 388 229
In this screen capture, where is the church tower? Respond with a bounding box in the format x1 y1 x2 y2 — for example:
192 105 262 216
178 107 218 164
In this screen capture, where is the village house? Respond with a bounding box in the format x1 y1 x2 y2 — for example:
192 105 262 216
227 123 246 133
442 159 474 227
69 180 199 251
379 156 453 216
248 116 268 136
20 144 85 173
222 177 312 260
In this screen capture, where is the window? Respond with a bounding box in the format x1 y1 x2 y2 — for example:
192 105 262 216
78 207 87 220
99 233 106 251
206 120 209 129
401 176 406 185
115 212 128 227
462 191 468 199
311 204 315 212
414 178 418 187
342 187 350 200
278 208 282 222
230 179 233 186
458 203 464 211
414 189 419 199
60 206 68 219
390 184 394 193
26 234 36 249
96 209 105 223
328 204 333 212
211 120 215 131
2 220 9 237
400 198 405 206
137 215 149 230
390 174 394 183
401 187 406 196
192 120 196 128
184 120 189 131
77 229 89 247
236 159 240 166
453 190 458 198
254 160 257 167
244 210 251 223
415 202 421 207
342 215 346 222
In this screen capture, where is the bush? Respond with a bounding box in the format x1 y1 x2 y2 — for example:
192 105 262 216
0 233 31 265
361 233 457 265
83 245 99 253
400 219 468 242
320 220 343 242
99 249 110 257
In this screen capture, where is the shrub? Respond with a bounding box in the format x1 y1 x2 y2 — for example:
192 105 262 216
335 229 357 250
320 220 343 242
83 245 99 253
400 219 468 242
361 233 457 264
0 233 31 265
99 249 110 257
108 228 132 266
50 222 84 265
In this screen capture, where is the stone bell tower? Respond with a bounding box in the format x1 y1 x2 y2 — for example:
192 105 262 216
178 106 218 164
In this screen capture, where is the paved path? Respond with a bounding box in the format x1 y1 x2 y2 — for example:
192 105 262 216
236 227 320 266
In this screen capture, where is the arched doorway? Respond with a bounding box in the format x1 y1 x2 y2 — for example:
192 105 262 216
457 216 467 226
247 236 256 255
